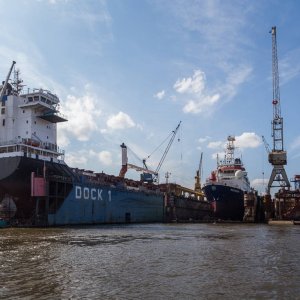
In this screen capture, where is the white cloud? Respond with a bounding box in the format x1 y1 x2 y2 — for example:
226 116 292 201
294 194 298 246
235 132 261 149
183 94 220 114
60 93 101 141
198 136 211 143
97 151 113 166
158 1 254 116
173 69 221 114
106 112 135 130
251 178 268 193
65 152 88 167
174 70 206 94
222 65 253 100
207 141 223 149
154 90 165 100
208 133 260 153
57 130 70 148
171 65 251 115
65 149 114 169
211 152 223 160
251 178 267 186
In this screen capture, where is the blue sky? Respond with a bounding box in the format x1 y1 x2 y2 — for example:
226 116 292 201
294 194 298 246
1 0 300 194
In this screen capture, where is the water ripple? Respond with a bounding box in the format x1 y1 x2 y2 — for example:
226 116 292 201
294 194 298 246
0 224 300 299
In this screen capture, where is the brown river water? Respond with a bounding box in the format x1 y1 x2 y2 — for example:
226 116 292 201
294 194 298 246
0 223 299 299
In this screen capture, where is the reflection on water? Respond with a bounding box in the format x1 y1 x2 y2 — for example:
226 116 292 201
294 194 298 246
0 224 300 299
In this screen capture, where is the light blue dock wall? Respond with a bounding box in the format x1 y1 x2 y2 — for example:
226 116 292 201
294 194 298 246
48 183 164 225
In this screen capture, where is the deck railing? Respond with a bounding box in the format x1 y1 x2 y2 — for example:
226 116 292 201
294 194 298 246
0 140 65 158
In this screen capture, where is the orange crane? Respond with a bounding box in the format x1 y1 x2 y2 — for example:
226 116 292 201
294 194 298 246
119 121 181 183
194 152 203 192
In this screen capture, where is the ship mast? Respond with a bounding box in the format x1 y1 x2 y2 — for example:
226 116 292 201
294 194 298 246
224 136 235 165
11 68 25 95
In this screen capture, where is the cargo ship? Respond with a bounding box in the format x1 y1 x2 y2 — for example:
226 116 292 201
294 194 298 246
203 136 251 221
0 61 211 227
0 61 167 226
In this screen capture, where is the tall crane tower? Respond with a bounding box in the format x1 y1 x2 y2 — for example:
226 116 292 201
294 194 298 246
266 26 290 194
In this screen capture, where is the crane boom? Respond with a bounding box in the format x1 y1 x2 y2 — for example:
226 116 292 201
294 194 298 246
119 121 181 183
0 61 16 102
271 26 284 152
194 152 203 192
261 135 271 153
155 121 181 173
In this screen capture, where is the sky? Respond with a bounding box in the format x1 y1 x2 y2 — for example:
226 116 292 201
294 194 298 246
0 0 300 195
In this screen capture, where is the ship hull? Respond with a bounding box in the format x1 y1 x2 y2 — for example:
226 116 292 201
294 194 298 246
203 184 245 221
165 195 212 222
0 156 164 226
48 183 164 226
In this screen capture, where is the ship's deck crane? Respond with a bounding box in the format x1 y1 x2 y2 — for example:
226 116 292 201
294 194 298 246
266 26 290 194
154 121 181 176
0 61 16 102
119 121 181 183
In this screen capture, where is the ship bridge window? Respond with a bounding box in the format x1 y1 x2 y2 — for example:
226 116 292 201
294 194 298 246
41 96 46 103
224 170 234 174
34 96 39 101
28 97 33 102
1 108 5 114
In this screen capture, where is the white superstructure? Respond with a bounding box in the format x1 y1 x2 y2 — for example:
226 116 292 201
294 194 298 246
0 62 67 162
205 136 251 192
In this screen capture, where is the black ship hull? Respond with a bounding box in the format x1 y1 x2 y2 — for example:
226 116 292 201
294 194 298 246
203 184 245 221
0 156 74 223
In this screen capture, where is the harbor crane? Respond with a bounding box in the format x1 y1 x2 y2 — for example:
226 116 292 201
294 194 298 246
194 152 203 192
262 135 271 154
119 121 181 183
266 26 290 194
